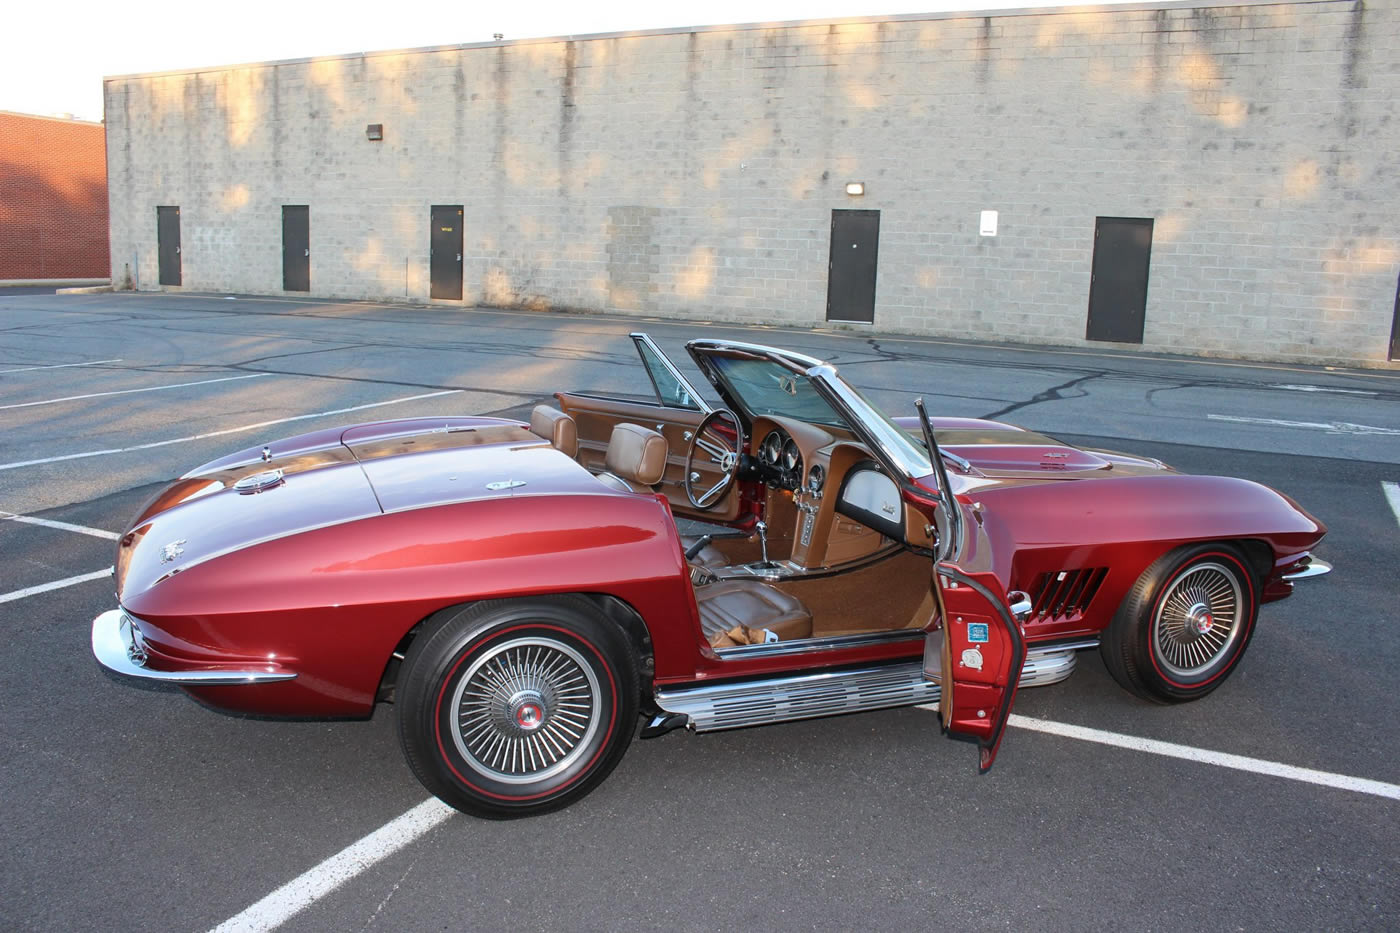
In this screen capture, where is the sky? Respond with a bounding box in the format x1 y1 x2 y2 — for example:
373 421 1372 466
3 0 1141 122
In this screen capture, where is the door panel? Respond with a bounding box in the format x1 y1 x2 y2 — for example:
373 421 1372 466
555 392 742 522
1085 216 1153 344
281 205 310 291
429 205 463 300
924 563 1024 773
156 206 181 286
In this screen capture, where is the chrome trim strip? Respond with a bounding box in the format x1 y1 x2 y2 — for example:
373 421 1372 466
713 628 923 659
91 609 297 685
657 642 1086 732
1282 557 1332 582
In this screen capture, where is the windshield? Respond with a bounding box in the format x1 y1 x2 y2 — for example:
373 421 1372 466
708 357 850 429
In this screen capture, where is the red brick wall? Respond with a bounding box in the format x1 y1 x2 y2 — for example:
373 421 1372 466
0 112 110 279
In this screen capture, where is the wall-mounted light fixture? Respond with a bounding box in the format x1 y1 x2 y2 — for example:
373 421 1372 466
366 124 384 142
845 182 865 196
493 33 504 40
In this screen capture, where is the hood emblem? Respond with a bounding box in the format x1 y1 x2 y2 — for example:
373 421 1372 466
160 539 187 563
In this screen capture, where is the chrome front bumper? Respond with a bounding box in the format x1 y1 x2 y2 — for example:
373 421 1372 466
1281 557 1333 582
91 609 297 685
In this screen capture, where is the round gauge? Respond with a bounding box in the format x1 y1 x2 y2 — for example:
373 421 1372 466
760 431 783 465
782 438 801 472
807 464 825 494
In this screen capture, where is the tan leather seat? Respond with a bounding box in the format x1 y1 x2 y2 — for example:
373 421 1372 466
695 580 813 646
596 423 667 493
529 405 578 458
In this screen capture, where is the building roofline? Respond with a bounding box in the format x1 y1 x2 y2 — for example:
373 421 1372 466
102 0 1338 83
0 109 103 126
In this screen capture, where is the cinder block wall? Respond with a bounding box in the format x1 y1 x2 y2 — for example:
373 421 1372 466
0 112 110 280
104 0 1400 365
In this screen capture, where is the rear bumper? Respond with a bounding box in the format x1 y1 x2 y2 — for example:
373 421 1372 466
1281 556 1332 582
90 609 297 685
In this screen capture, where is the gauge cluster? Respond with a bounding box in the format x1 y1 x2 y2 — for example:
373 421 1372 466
754 428 804 491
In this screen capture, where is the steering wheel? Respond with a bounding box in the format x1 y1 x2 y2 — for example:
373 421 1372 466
684 409 743 509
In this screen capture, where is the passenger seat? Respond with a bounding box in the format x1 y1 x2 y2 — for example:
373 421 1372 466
595 423 667 493
529 405 578 458
694 580 813 647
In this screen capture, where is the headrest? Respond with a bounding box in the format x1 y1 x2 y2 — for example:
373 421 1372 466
529 405 578 458
604 423 667 488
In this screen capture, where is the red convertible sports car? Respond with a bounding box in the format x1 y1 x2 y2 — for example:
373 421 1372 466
92 334 1330 817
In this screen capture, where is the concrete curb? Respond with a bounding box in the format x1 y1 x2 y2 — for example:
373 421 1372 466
55 285 115 295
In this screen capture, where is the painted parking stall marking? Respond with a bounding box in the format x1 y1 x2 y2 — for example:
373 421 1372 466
0 358 122 374
208 798 455 933
0 389 465 472
0 372 270 411
0 567 112 605
1 511 120 540
1207 414 1400 436
1383 482 1400 530
211 708 1400 933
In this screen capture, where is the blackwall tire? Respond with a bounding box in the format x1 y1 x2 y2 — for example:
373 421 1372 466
1099 543 1260 704
396 597 638 819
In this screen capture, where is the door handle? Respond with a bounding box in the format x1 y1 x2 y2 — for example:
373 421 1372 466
175 246 180 254
456 253 462 262
683 431 693 442
304 249 309 257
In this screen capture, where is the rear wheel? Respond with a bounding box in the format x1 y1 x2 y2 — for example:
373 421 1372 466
397 597 638 818
1100 543 1260 704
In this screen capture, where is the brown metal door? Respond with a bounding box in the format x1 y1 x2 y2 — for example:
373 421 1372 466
826 209 880 323
157 206 181 286
1085 217 1153 343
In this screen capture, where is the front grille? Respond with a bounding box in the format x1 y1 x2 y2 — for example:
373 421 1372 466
1029 567 1107 622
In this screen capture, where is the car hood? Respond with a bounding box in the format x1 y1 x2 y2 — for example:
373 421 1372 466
117 416 601 598
895 416 1173 479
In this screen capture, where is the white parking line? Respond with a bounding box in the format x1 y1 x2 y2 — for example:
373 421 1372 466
1383 482 1400 529
1270 384 1377 396
1207 414 1400 436
0 372 270 411
208 798 455 933
210 707 1399 933
0 567 112 605
1004 714 1400 801
0 389 465 472
0 358 122 374
0 511 120 540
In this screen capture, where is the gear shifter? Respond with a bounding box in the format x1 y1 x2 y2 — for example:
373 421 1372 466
755 520 771 566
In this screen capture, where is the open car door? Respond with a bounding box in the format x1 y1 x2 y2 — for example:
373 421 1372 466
925 563 1026 772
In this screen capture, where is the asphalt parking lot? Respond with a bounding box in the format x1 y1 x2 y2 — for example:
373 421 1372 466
2 292 1397 932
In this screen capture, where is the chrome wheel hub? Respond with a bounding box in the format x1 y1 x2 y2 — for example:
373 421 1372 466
450 637 600 785
1154 562 1243 677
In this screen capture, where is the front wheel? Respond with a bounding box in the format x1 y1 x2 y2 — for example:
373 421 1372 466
396 597 638 818
1100 543 1260 704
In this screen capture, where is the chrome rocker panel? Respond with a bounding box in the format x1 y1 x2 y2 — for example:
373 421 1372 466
653 641 1091 733
91 609 297 685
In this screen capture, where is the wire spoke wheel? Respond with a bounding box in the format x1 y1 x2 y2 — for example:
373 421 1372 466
449 636 601 785
1152 561 1243 678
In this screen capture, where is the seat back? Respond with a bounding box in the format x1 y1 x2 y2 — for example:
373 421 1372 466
597 423 667 492
529 404 578 458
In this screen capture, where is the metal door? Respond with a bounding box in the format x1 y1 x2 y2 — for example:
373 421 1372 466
430 205 464 300
1389 272 1400 361
157 206 181 287
1085 217 1153 343
826 209 880 324
282 206 310 292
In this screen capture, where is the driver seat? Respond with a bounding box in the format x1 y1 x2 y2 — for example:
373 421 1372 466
595 423 667 494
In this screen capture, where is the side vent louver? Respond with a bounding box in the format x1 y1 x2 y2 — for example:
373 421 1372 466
1030 567 1107 623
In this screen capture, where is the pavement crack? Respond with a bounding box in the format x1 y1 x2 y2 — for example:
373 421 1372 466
981 372 1105 420
362 860 415 930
